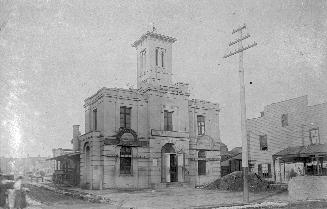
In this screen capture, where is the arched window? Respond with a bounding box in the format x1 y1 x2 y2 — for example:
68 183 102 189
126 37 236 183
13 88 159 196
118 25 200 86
161 50 164 67
155 48 159 66
198 150 206 175
120 146 132 174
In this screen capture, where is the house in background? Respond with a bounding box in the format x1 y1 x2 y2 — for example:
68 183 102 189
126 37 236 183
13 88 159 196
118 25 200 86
72 30 222 190
247 96 327 182
221 147 242 177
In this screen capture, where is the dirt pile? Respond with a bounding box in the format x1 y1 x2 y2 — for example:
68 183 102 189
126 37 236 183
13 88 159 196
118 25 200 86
205 171 270 192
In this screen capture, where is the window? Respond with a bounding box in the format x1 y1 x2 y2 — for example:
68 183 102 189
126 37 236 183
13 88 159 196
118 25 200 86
120 146 132 174
197 115 205 135
309 128 319 144
140 49 146 70
155 47 165 67
120 106 131 129
281 114 288 127
155 48 159 66
259 135 268 151
164 110 173 131
93 109 97 130
258 163 271 178
198 150 206 175
161 50 164 67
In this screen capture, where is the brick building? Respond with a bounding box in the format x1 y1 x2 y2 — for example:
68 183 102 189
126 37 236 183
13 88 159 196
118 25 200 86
247 96 327 182
73 31 221 189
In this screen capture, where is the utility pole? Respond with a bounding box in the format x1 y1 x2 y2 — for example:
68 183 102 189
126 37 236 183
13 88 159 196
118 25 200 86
223 24 257 203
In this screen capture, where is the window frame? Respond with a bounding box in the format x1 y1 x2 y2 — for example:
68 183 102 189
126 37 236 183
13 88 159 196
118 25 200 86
164 110 173 131
309 128 320 144
120 146 132 175
140 49 146 70
155 48 159 66
258 163 271 178
281 114 288 127
120 106 132 129
93 109 97 131
197 115 205 135
259 134 268 151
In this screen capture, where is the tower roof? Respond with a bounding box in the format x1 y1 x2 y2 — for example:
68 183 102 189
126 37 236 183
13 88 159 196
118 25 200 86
132 31 177 48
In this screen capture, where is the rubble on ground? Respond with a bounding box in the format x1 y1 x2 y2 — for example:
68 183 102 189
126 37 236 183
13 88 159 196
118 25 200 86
205 171 271 192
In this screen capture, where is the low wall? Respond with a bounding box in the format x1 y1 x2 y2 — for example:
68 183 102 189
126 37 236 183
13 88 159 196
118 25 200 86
288 176 327 200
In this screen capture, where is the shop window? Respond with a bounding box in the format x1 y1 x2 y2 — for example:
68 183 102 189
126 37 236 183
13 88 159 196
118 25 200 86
120 106 131 129
281 114 288 127
259 135 268 151
197 115 205 135
198 150 206 175
164 110 173 131
120 146 132 174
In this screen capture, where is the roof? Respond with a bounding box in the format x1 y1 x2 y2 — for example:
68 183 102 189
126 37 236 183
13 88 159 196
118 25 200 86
300 143 327 156
132 31 177 47
47 152 80 161
273 144 327 160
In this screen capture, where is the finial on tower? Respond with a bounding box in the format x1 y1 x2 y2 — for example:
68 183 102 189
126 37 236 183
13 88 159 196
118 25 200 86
150 22 156 32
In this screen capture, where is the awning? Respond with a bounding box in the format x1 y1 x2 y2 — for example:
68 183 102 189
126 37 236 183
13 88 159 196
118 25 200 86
47 152 80 161
272 144 327 162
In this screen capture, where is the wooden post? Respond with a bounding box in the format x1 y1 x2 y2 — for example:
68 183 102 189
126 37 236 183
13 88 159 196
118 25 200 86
273 157 276 182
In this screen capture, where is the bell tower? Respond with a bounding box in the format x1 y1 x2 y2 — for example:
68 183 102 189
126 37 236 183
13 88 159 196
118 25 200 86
132 30 176 89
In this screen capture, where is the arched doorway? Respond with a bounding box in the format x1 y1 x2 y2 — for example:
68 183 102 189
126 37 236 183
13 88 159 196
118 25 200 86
161 143 178 182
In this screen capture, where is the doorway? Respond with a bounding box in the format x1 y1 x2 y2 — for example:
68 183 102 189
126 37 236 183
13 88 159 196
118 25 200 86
161 143 178 183
170 154 178 182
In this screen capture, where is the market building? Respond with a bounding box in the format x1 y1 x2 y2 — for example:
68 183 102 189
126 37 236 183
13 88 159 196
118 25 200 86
73 31 221 189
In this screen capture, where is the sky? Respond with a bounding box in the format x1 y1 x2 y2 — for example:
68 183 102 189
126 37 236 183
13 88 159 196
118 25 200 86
0 0 326 157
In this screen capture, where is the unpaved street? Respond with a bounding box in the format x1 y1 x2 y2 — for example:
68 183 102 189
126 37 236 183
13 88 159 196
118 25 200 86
25 184 117 209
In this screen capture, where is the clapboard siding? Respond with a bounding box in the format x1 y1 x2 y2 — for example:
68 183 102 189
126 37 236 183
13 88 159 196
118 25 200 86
246 96 327 181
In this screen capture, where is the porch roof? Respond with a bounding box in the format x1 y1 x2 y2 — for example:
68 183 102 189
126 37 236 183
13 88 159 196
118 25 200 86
272 143 327 161
47 152 80 161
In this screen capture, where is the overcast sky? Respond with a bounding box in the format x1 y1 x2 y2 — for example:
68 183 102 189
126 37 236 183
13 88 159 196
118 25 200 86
1 0 326 157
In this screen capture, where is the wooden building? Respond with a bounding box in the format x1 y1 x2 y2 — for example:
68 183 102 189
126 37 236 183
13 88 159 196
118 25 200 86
247 96 327 182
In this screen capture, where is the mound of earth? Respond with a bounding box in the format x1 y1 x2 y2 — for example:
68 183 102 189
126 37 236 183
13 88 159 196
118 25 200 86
205 171 270 192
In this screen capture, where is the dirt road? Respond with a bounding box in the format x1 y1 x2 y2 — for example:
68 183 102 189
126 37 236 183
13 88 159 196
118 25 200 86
25 185 118 209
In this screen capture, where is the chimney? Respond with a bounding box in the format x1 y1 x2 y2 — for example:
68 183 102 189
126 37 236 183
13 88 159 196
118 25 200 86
72 125 80 152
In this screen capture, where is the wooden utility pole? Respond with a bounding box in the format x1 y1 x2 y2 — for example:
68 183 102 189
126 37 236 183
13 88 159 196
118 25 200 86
223 24 257 203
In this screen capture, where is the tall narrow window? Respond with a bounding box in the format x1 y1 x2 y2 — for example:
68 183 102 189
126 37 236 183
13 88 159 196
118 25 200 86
198 150 206 175
93 109 97 130
164 110 173 131
259 135 268 151
140 49 146 70
161 50 164 67
120 106 131 129
155 48 159 66
120 146 132 174
197 115 205 135
309 128 319 144
281 114 288 127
